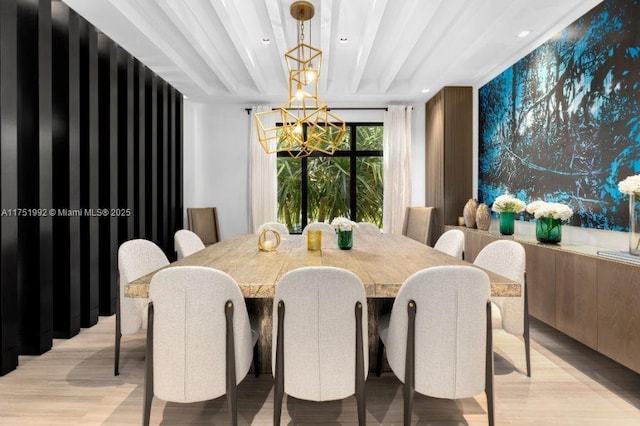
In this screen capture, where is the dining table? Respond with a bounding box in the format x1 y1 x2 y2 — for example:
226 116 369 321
125 233 521 372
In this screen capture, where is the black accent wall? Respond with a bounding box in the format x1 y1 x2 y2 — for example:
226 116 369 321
0 0 183 375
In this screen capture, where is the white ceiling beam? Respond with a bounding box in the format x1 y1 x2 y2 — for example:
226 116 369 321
377 0 437 93
155 0 239 94
107 0 215 96
207 0 268 94
318 0 335 94
349 0 387 94
264 0 290 85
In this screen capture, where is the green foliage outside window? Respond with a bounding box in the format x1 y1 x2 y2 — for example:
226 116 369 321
277 125 383 233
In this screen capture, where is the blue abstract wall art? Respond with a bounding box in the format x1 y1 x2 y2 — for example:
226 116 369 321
478 0 640 230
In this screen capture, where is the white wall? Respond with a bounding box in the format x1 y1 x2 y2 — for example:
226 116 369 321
183 102 251 238
184 102 426 238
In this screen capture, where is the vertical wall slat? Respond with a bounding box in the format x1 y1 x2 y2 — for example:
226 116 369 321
169 88 176 248
17 0 53 354
0 0 19 374
148 74 158 243
137 62 146 238
37 0 53 352
117 48 133 244
159 81 169 255
97 34 117 316
51 2 80 338
79 18 98 328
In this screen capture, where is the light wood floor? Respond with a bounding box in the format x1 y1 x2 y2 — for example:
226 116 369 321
1 315 639 425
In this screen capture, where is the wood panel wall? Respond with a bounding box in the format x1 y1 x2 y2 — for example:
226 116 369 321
0 0 183 375
425 87 472 246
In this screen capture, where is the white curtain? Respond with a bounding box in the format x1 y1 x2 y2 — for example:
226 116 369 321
249 105 277 233
383 105 412 234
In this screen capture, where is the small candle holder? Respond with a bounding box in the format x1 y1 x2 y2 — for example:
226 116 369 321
258 229 280 252
307 229 322 251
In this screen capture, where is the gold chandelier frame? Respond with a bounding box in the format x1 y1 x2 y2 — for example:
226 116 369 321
254 1 345 159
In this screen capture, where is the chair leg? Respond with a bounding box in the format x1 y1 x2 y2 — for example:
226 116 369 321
225 301 238 426
114 284 121 376
375 336 384 377
355 302 366 426
486 301 495 426
403 301 416 426
524 273 531 377
142 302 154 426
274 301 285 426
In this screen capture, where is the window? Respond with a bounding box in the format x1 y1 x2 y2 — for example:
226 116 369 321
277 123 383 233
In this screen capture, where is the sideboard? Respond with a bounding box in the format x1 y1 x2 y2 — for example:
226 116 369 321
446 225 640 374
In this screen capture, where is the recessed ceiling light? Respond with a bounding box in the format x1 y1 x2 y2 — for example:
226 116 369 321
421 88 430 93
517 30 531 38
339 37 348 44
261 37 271 44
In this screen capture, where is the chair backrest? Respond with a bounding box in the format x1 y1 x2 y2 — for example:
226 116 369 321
174 229 206 259
474 240 526 335
354 221 381 234
118 239 169 334
402 207 434 244
272 266 368 401
385 266 489 399
301 222 336 236
256 222 290 235
187 207 221 245
149 266 254 403
433 229 465 259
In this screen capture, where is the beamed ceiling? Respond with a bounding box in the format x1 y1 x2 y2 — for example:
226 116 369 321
63 0 604 105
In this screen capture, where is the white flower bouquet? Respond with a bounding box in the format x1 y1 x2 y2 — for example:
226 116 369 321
618 174 640 199
526 200 573 221
331 216 358 232
491 194 526 213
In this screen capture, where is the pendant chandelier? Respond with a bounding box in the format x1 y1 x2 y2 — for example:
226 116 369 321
254 1 346 159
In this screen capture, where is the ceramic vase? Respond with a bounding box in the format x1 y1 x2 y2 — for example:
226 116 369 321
476 203 491 231
463 199 478 228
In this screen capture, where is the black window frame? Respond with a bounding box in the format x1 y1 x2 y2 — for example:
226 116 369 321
276 122 383 232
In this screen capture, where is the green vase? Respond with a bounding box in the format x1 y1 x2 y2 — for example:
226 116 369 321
337 230 353 250
499 212 515 235
629 195 640 256
536 217 562 243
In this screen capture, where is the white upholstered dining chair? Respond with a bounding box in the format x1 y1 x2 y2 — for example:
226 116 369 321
256 221 290 235
433 229 465 259
272 266 368 425
174 229 205 259
376 265 494 426
116 239 169 376
354 221 381 234
143 266 259 426
301 222 336 236
474 240 530 377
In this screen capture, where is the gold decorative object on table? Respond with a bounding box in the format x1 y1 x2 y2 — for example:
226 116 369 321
476 203 491 231
258 229 281 252
253 0 345 159
307 229 321 251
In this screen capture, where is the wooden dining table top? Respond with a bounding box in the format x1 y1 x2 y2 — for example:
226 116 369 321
125 233 521 299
